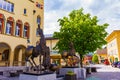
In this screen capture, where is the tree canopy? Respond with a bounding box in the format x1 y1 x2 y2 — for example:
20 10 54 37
53 8 108 67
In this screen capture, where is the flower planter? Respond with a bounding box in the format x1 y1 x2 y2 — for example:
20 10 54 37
60 68 86 79
64 74 77 80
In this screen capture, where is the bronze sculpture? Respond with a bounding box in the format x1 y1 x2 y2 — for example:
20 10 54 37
25 24 51 73
62 42 79 67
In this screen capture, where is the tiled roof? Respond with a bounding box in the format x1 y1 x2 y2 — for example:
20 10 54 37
45 34 58 40
96 48 107 54
45 34 53 38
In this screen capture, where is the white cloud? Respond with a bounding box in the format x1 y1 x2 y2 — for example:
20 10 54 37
44 0 120 34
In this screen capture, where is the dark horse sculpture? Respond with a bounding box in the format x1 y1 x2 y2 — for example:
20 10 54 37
25 24 51 72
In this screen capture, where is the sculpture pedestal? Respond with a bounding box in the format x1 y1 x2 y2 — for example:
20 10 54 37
19 72 56 80
59 68 86 79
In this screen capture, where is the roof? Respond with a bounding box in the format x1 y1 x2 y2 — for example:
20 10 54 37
106 30 120 41
96 48 107 54
45 34 58 40
45 34 53 38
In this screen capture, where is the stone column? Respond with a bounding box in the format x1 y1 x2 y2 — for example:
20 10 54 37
18 49 23 66
9 51 14 66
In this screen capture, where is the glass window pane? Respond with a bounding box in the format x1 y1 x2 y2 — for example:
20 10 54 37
16 25 18 36
11 3 14 12
3 0 6 10
36 28 39 36
0 0 3 8
9 3 12 12
24 26 27 37
0 20 2 33
24 9 26 14
7 2 10 11
6 23 11 34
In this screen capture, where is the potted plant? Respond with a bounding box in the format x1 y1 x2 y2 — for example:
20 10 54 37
64 70 77 80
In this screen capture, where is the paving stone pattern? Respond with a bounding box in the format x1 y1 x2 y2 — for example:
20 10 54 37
2 64 120 80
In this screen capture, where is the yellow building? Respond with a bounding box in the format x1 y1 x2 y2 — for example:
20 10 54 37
45 34 61 65
45 34 59 53
106 30 120 63
96 47 107 63
0 0 44 66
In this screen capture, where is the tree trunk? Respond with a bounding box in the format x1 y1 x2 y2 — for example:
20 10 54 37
79 54 83 68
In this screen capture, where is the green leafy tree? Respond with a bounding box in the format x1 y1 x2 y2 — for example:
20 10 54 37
53 8 108 67
92 54 99 64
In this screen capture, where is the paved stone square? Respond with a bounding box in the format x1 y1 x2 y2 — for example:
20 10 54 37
86 64 120 80
2 64 120 80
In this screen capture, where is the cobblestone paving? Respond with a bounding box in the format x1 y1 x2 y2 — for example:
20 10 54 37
86 64 120 80
3 64 120 80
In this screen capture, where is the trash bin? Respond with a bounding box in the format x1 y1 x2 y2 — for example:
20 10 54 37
86 67 91 74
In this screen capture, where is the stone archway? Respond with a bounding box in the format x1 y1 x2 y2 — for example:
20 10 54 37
14 45 26 66
0 42 11 66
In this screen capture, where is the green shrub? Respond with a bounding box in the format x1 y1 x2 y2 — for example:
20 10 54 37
92 54 99 64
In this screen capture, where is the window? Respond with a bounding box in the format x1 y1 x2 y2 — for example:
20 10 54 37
36 28 39 36
6 17 14 35
0 13 5 34
0 0 14 12
3 0 6 10
15 25 20 36
15 20 22 37
7 2 10 11
37 15 41 24
6 22 11 34
24 26 27 37
23 22 29 38
11 3 14 12
0 0 3 8
24 8 27 15
0 20 2 33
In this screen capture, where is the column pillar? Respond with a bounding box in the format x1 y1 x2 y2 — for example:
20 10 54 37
18 49 23 66
9 51 14 66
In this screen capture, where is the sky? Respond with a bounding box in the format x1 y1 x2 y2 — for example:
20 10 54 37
44 0 120 35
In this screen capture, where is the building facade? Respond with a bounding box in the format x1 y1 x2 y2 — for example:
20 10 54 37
106 30 120 63
45 34 59 54
0 0 44 66
45 34 61 65
96 47 107 63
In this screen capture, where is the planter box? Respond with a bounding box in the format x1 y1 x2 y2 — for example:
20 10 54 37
59 68 86 79
65 74 77 80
